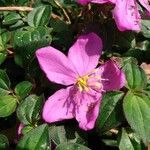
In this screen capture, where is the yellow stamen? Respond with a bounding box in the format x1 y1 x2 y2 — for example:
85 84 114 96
76 75 89 92
76 70 107 92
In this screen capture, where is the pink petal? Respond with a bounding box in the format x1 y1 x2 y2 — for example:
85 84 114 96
18 123 24 136
68 32 102 76
36 46 77 86
75 90 102 130
91 0 116 4
77 0 115 5
100 60 126 91
77 0 90 5
42 86 75 123
112 0 141 31
138 0 150 15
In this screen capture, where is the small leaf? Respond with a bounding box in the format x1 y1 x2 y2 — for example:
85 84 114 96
0 95 17 117
17 94 43 125
56 143 91 150
0 134 9 149
27 5 51 27
17 124 50 150
3 12 21 25
0 52 7 65
13 26 52 67
22 125 34 135
96 91 124 133
49 124 87 146
0 69 10 90
15 81 32 99
118 128 134 150
123 91 150 145
0 88 10 96
141 19 150 38
102 139 118 147
122 62 147 90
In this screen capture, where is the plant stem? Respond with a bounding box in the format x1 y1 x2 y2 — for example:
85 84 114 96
0 6 62 20
54 0 71 24
0 6 33 11
148 142 150 150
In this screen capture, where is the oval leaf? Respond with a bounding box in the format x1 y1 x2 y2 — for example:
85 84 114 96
15 81 32 99
96 91 124 133
49 124 87 145
27 6 51 27
118 128 134 150
17 94 43 125
0 69 10 90
123 92 150 145
0 134 9 149
0 95 17 117
56 143 91 150
2 12 21 25
17 124 50 150
122 63 147 90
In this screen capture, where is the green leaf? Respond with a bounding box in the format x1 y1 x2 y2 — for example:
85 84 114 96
122 62 147 90
0 31 10 53
0 95 17 117
15 81 32 99
22 125 34 135
114 31 135 49
3 12 21 25
102 139 118 147
129 132 143 150
118 128 134 150
27 5 51 27
56 143 91 150
50 19 73 49
123 92 150 145
0 134 9 149
15 0 28 5
141 19 150 38
13 26 52 67
0 88 10 96
1 31 10 45
0 52 7 65
96 91 124 133
0 36 5 52
17 124 50 150
9 20 24 30
0 69 10 90
17 94 43 125
49 124 87 146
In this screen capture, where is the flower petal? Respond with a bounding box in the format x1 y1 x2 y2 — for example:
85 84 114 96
68 32 102 76
100 60 125 91
91 0 115 4
36 46 77 86
75 90 102 130
18 123 24 136
77 0 90 5
112 0 141 31
77 0 115 5
42 87 75 123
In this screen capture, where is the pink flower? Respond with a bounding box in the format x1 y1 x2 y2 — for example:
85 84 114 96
77 0 114 5
112 0 141 31
77 0 150 32
36 33 125 130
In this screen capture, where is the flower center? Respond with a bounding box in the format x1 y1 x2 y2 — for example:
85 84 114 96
76 75 89 92
76 69 106 92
